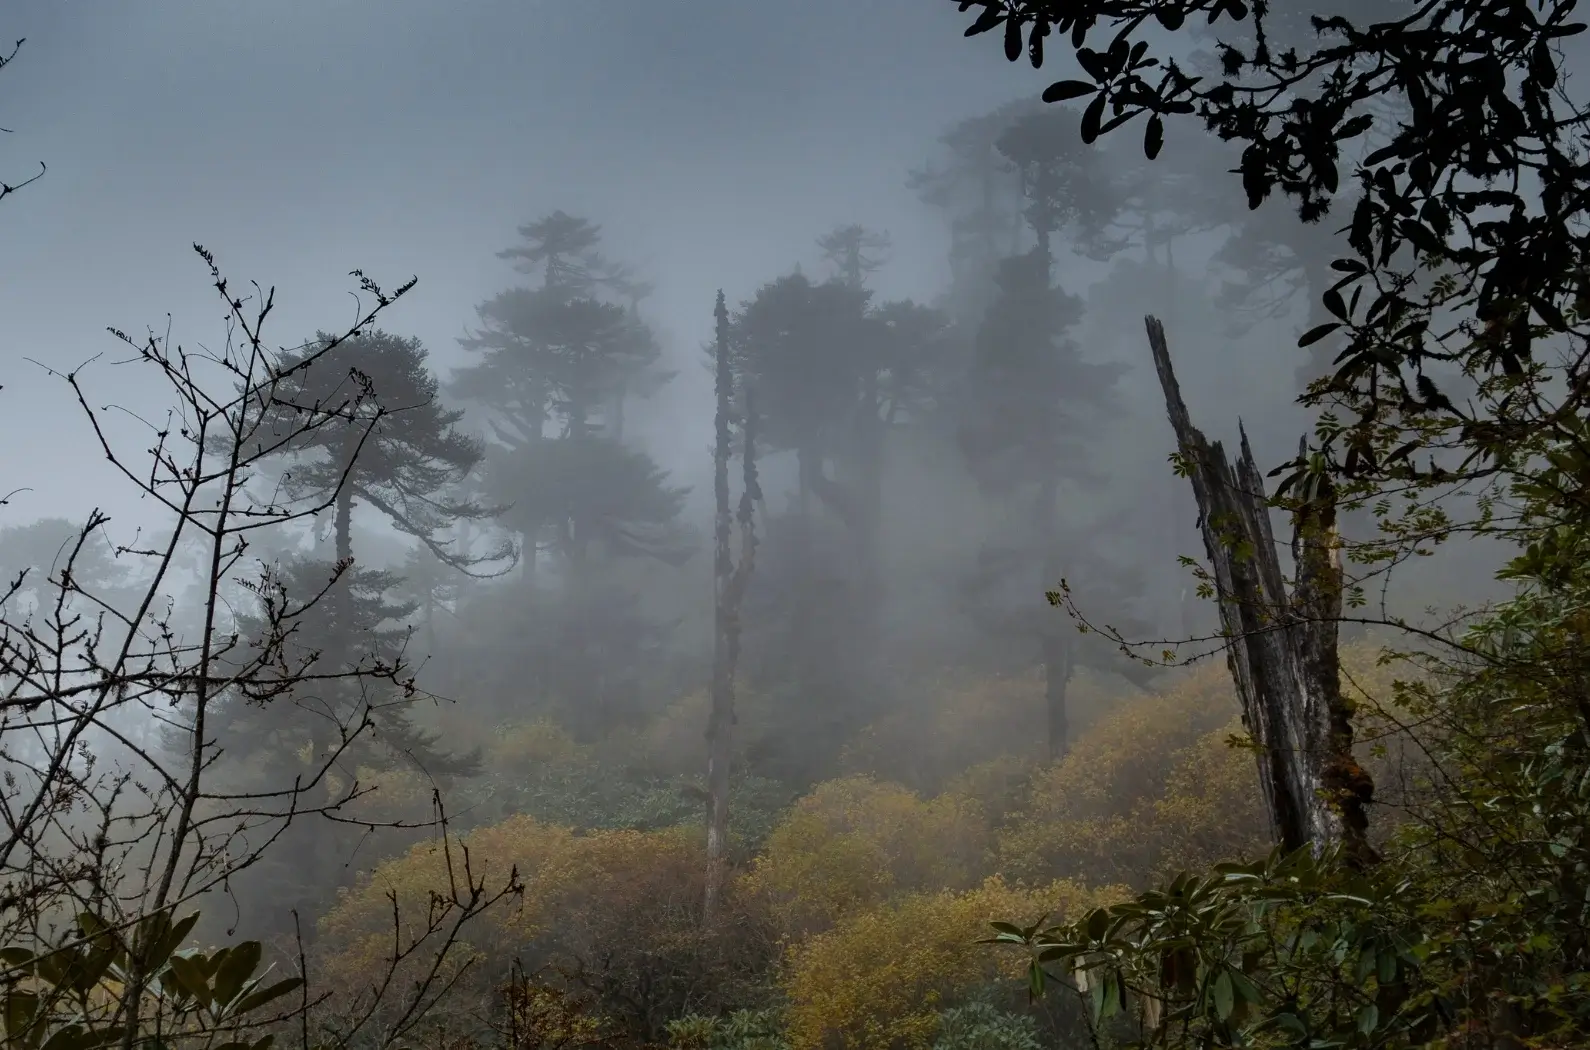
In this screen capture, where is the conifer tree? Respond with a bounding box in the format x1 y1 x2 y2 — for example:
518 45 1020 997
957 113 1132 759
238 327 502 917
265 328 510 577
198 556 478 926
448 213 692 736
452 213 685 575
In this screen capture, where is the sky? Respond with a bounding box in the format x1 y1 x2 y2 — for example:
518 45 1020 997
0 0 1049 528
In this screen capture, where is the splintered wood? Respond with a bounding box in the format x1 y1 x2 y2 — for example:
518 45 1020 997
1144 316 1375 868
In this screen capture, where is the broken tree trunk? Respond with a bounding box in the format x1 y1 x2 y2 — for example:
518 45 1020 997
1144 316 1376 868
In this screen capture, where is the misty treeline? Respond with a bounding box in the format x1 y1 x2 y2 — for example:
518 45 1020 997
3 0 1590 1047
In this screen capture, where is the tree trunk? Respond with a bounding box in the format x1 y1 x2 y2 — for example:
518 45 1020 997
854 369 885 709
1295 252 1371 643
332 427 357 666
1144 316 1377 867
1042 629 1073 762
295 427 359 939
1035 470 1071 760
705 291 761 922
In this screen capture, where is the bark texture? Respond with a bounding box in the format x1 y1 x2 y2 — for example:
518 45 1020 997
1144 315 1376 867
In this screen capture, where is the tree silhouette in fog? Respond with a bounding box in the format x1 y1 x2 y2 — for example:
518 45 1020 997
446 213 692 739
264 328 509 576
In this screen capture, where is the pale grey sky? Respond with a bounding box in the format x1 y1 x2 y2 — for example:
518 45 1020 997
0 0 1039 526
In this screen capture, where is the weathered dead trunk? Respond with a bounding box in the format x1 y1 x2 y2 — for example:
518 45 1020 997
706 291 734 920
1144 316 1376 867
705 292 759 922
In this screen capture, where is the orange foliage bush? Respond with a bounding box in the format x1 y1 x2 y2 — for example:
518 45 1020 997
740 777 990 937
779 877 1126 1050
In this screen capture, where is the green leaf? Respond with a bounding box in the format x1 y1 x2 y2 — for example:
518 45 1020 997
149 912 201 973
1274 1012 1308 1037
232 978 304 1018
1043 80 1096 104
73 914 110 940
1036 944 1081 963
1298 322 1342 347
213 941 262 1009
1 946 36 969
1357 1003 1379 1034
1081 93 1107 144
1354 943 1377 984
5 990 41 1044
32 952 70 990
1377 947 1399 984
1100 972 1123 1019
1228 969 1262 1006
1211 970 1234 1021
1028 961 1047 999
1144 114 1164 160
1399 219 1444 256
1335 113 1374 140
1085 908 1110 941
964 6 1002 37
1322 288 1347 319
1076 48 1109 81
165 954 212 1005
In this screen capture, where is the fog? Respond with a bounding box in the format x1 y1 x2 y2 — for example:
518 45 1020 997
0 2 1514 1040
0 2 1037 512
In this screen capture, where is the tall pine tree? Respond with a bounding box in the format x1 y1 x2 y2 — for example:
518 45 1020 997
449 213 692 737
957 111 1134 760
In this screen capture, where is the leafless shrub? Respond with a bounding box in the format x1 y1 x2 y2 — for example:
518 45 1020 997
0 246 520 1050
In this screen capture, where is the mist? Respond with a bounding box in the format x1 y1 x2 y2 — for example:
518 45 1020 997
0 3 1524 1047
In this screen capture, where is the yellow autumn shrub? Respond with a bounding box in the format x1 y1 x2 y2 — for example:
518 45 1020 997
837 669 1124 791
596 687 782 778
339 762 442 825
999 719 1267 888
315 815 574 1005
486 718 590 773
997 642 1413 887
943 754 1037 829
740 777 990 936
781 877 1127 1050
315 816 773 1041
996 658 1246 883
